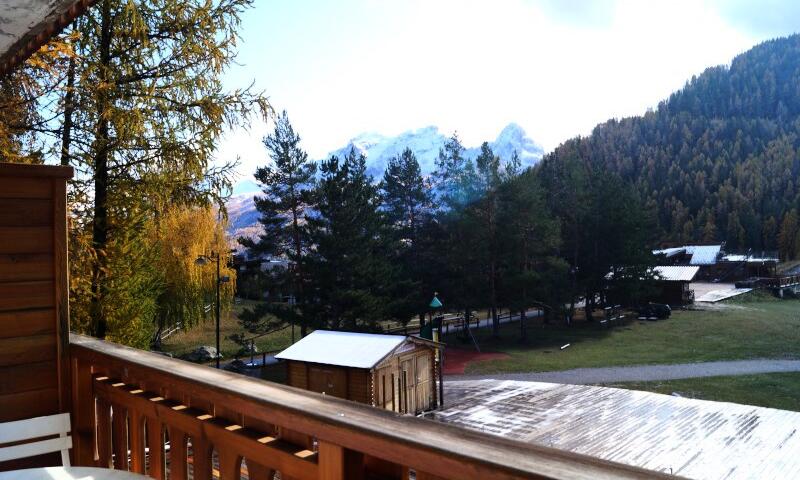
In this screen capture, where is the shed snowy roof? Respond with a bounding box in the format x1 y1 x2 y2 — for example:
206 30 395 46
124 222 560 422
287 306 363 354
653 266 700 282
275 330 407 369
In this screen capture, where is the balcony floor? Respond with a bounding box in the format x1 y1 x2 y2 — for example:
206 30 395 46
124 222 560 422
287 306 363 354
435 379 800 480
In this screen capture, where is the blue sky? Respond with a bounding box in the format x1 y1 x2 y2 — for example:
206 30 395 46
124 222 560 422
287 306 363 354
216 0 800 193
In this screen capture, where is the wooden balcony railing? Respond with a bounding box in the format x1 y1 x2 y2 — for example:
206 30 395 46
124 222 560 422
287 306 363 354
69 334 667 480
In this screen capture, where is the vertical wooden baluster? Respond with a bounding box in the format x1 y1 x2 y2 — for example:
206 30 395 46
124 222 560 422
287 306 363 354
190 437 213 480
167 427 188 480
129 410 146 473
146 417 165 480
95 398 112 468
217 447 242 480
111 405 128 470
70 358 95 466
247 461 275 480
318 442 345 480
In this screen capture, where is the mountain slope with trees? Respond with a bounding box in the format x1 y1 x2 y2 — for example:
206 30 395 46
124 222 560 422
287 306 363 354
542 34 800 259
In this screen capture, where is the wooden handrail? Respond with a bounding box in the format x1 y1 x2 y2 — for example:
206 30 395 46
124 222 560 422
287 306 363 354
69 333 672 480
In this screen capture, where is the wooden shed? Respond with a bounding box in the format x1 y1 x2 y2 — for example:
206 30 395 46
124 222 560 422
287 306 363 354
276 330 442 415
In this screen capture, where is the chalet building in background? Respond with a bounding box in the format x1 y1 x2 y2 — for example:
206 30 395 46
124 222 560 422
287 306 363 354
276 330 443 414
654 244 778 281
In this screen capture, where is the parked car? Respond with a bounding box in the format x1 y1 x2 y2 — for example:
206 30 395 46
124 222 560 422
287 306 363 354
637 303 671 320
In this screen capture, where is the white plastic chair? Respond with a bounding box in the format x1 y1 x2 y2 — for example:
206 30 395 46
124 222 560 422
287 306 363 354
0 413 72 466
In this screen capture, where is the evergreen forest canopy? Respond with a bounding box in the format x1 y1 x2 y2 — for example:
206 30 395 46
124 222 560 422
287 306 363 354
544 34 800 260
243 34 800 335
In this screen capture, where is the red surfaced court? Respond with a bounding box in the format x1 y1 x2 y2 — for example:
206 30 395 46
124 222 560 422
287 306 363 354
443 348 510 375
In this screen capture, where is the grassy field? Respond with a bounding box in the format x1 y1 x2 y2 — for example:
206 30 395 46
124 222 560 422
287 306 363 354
449 298 800 374
604 373 800 412
160 299 296 360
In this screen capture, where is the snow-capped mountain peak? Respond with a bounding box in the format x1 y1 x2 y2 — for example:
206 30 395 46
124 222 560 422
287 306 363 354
228 123 544 239
329 123 543 179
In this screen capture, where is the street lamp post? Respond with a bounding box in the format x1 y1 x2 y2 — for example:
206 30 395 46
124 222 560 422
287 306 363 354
196 251 230 369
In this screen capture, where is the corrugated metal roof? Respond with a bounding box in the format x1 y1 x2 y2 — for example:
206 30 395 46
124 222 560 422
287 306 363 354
653 245 722 265
653 266 700 282
652 247 685 258
684 245 722 265
275 330 407 368
436 380 800 480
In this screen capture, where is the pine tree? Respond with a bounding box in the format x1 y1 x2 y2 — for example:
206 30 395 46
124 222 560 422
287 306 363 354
303 148 399 330
240 111 317 336
472 143 503 336
379 148 433 322
778 210 800 260
497 169 565 339
432 133 477 212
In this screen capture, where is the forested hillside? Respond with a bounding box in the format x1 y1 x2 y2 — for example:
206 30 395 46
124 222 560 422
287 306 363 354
542 34 800 259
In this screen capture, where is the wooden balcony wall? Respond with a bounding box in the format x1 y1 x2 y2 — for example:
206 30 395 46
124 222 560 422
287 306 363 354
0 163 73 469
70 334 664 480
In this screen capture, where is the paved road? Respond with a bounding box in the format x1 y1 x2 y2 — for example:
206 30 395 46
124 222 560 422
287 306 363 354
447 358 800 384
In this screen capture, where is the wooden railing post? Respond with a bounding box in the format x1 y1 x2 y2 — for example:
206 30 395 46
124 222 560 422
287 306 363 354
69 355 95 466
146 417 165 479
167 427 188 480
111 405 128 470
190 437 213 480
129 410 146 473
317 442 344 480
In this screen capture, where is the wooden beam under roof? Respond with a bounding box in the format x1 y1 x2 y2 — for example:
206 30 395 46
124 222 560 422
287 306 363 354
0 0 96 78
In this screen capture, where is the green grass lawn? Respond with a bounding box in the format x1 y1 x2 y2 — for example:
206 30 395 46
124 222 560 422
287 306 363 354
604 373 800 412
160 299 297 360
449 298 800 374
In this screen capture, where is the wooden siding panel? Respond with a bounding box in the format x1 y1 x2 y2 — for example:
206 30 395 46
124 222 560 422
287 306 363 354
0 360 57 395
0 281 55 311
0 253 53 282
0 334 56 366
0 387 59 422
0 227 53 254
0 309 54 338
0 178 52 199
0 199 52 226
0 166 71 470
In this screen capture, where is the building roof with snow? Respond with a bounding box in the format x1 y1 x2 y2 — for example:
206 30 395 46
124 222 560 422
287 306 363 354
653 245 722 265
276 330 410 369
436 379 800 480
652 265 700 282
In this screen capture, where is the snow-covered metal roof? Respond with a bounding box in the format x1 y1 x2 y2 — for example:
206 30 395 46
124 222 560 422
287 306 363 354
652 247 685 258
653 266 700 282
275 330 408 369
722 254 779 263
684 245 722 265
653 245 721 265
436 380 800 480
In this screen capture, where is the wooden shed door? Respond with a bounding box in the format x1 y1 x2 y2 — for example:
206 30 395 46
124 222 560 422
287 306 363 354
401 359 415 414
308 367 347 399
415 354 432 412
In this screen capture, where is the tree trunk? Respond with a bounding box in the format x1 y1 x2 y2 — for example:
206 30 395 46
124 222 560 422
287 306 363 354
584 289 593 322
89 0 113 339
491 305 499 338
519 309 527 342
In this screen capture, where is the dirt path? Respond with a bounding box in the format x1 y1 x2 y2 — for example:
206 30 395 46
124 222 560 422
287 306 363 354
447 358 800 384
